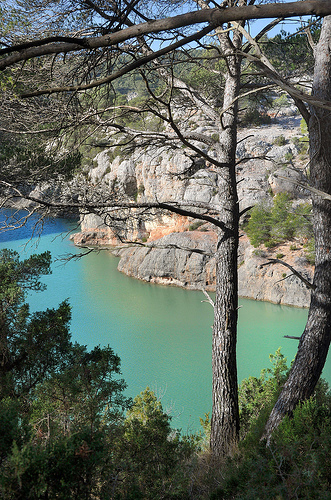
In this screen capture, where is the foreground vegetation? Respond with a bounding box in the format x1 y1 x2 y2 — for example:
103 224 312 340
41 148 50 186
0 249 330 499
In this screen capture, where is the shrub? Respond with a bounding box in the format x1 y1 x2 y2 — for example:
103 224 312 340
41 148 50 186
240 108 272 127
273 93 289 108
292 136 309 155
304 238 315 265
273 134 286 146
246 194 313 248
300 117 308 135
239 349 289 438
189 220 205 231
245 203 272 247
211 354 331 500
113 388 199 499
284 151 294 162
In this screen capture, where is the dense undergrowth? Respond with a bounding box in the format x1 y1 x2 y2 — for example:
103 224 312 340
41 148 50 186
0 251 327 499
2 338 331 499
206 351 331 500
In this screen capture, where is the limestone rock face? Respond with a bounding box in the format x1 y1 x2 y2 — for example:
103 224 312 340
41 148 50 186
237 244 312 307
268 167 307 197
236 159 270 211
114 231 217 290
73 111 313 308
112 231 312 307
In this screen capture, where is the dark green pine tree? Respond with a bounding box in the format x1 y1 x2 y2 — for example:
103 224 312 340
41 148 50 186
0 249 73 400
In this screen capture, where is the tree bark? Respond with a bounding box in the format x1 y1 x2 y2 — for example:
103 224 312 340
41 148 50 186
263 16 331 443
210 51 241 457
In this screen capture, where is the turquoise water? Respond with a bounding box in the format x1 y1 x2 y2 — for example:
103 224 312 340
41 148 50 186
1 210 328 433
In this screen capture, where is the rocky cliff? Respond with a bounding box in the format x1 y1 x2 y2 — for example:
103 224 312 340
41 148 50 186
73 110 313 308
111 232 312 307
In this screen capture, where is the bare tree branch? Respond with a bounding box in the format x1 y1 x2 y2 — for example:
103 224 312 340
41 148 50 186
0 181 232 233
1 1 331 72
260 259 315 290
275 174 331 201
201 288 215 308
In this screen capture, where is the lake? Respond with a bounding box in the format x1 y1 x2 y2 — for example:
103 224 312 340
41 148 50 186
1 209 328 433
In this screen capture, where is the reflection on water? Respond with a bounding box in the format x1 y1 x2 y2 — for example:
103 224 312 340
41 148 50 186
0 209 326 433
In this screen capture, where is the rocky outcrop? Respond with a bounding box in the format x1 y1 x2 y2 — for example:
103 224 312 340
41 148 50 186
72 110 313 308
237 240 313 307
111 231 313 307
4 180 81 219
113 231 217 290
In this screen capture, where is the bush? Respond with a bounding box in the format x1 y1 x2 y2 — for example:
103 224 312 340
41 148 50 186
240 108 271 127
273 93 289 108
304 238 316 265
292 136 309 155
112 388 199 499
285 151 294 162
245 203 272 247
300 118 308 135
239 349 288 439
189 220 205 231
210 353 331 500
246 193 313 248
273 134 286 146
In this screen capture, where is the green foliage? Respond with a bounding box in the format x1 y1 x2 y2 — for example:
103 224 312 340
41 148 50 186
30 344 129 438
2 430 111 499
189 220 204 231
273 135 286 146
246 193 313 248
284 151 293 162
112 388 197 499
199 412 211 449
273 93 289 108
300 117 308 135
264 26 321 76
0 249 74 399
0 134 81 186
292 136 309 155
239 349 288 439
0 398 23 462
304 238 316 265
210 353 331 500
181 47 226 105
0 251 198 498
240 108 271 127
0 248 51 296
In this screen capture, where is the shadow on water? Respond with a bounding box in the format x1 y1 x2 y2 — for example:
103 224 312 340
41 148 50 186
0 208 77 243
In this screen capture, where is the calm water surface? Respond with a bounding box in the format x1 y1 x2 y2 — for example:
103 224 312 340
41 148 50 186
1 210 329 433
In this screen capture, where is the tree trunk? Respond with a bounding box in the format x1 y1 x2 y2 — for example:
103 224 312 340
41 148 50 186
210 61 241 457
263 16 331 442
